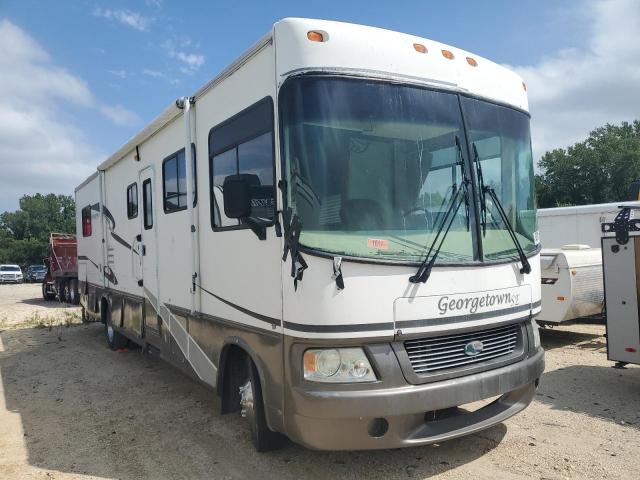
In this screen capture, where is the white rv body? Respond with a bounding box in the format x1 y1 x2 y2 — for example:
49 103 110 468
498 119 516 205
76 18 543 450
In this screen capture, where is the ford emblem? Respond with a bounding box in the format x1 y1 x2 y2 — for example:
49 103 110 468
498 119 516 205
464 340 484 356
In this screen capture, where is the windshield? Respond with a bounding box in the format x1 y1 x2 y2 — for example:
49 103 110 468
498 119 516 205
280 76 474 262
280 76 536 263
461 97 537 260
1 266 20 272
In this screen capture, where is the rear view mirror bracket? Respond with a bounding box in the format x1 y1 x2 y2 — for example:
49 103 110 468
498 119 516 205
243 217 266 241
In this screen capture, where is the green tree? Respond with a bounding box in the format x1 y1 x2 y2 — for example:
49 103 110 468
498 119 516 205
535 120 640 208
0 194 76 267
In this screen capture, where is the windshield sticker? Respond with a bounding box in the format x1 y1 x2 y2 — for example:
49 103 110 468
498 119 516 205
533 230 541 245
367 238 389 250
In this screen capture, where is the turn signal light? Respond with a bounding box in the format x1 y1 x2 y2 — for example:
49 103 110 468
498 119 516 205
442 49 454 60
557 296 566 301
307 31 325 42
466 57 478 67
625 347 637 353
413 43 427 53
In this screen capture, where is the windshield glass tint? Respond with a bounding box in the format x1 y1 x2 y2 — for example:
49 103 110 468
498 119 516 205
1 266 20 271
461 97 537 260
280 77 474 262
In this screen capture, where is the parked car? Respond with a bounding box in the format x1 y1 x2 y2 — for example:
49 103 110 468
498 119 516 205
25 265 47 283
0 264 24 283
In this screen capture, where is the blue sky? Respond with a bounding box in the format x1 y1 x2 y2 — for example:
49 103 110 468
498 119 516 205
1 0 639 212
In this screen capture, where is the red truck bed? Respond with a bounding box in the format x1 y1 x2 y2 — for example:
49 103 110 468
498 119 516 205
48 233 77 279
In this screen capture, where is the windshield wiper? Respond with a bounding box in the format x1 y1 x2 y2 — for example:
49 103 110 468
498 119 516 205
409 136 470 284
456 135 471 231
472 142 531 274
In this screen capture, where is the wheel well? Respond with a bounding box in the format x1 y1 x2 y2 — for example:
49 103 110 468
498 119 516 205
100 297 109 324
219 345 251 415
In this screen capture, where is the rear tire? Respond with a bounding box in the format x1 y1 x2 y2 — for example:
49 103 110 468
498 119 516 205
104 323 128 350
239 357 286 452
42 282 54 301
102 301 128 350
69 279 79 305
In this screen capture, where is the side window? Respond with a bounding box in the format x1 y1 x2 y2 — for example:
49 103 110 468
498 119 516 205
126 182 138 219
209 97 275 230
163 146 197 213
143 179 153 229
82 206 92 237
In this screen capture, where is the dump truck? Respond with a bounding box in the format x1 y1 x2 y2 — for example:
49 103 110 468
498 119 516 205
42 233 79 304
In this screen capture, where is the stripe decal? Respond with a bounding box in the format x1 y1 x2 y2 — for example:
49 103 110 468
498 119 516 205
111 231 137 254
196 283 281 326
396 303 533 330
283 321 394 333
157 303 218 387
77 255 99 270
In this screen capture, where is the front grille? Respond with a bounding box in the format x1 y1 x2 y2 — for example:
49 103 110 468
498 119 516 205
404 324 521 375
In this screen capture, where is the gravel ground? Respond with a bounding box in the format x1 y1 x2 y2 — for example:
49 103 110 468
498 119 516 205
0 283 639 480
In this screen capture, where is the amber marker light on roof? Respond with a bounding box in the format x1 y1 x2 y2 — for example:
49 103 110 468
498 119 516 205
307 31 325 42
442 49 454 60
466 57 478 67
413 43 427 53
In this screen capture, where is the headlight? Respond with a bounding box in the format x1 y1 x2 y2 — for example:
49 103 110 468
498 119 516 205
531 320 541 348
303 348 377 383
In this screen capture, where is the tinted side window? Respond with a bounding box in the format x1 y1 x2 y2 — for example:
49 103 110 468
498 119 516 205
209 97 275 229
127 182 138 219
162 146 197 213
143 179 153 229
82 206 92 237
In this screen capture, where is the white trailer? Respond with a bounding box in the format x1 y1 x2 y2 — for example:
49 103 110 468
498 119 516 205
537 201 640 248
535 203 640 324
76 18 544 451
537 245 603 324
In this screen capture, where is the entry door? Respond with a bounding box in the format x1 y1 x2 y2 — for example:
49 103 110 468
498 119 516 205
139 167 160 334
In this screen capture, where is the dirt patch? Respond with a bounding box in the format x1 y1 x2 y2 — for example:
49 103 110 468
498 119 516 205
0 284 639 479
0 284 81 330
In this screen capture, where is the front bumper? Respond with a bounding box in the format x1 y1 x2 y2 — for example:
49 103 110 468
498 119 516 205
285 347 544 450
0 277 22 283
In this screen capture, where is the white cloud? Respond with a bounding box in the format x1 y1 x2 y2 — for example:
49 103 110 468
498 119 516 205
176 52 205 71
99 105 140 126
509 0 640 163
0 20 139 212
142 68 164 78
93 7 151 32
162 39 205 74
109 69 127 79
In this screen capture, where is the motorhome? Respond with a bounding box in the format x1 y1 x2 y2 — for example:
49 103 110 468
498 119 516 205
75 18 544 451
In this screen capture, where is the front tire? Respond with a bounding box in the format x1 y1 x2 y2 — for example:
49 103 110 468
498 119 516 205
239 358 286 452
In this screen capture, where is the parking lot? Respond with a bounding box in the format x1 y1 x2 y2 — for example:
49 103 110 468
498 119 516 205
0 283 639 479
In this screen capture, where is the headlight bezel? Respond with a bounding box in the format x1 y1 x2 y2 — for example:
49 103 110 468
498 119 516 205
303 347 378 383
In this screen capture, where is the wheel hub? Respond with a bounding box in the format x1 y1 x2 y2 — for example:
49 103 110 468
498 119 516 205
239 380 254 421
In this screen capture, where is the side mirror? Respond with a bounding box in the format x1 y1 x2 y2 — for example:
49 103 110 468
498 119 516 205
222 176 252 219
222 174 267 240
